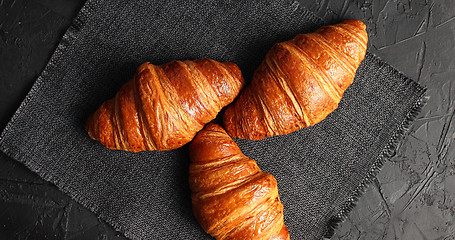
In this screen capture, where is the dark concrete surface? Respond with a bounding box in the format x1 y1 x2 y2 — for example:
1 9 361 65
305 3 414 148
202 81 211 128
0 0 454 239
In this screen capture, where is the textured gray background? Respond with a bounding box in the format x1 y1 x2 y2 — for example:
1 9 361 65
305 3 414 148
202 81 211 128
299 1 455 239
0 0 453 239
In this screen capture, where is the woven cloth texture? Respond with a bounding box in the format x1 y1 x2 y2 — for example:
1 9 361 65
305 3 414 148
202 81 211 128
0 0 426 239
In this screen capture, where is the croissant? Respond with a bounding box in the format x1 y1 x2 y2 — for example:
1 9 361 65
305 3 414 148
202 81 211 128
189 123 289 240
85 59 244 152
223 20 368 140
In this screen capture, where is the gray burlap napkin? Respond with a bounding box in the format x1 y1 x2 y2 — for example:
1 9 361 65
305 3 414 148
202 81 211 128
0 0 426 239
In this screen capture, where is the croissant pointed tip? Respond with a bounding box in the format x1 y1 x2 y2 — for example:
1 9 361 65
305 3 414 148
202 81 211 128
84 114 95 140
341 19 366 28
84 99 119 150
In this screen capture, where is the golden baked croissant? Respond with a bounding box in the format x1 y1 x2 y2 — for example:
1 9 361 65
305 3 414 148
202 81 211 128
85 59 244 152
189 123 289 240
223 20 368 140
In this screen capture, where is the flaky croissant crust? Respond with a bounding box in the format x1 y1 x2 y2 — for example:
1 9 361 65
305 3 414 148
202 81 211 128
85 59 244 152
189 124 290 240
223 20 368 140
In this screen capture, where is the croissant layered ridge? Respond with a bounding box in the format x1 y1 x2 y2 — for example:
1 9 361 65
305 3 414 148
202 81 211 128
85 59 245 152
189 124 290 240
223 19 368 140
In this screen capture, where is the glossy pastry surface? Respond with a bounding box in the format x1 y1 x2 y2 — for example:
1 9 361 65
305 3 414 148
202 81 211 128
189 124 290 240
85 59 245 152
224 20 368 140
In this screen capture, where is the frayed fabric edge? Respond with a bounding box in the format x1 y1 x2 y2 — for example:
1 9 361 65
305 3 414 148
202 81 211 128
0 1 324 240
0 1 429 239
323 86 428 239
0 0 143 239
